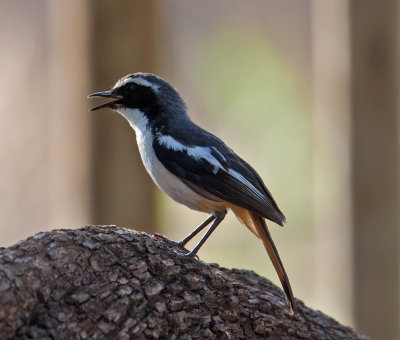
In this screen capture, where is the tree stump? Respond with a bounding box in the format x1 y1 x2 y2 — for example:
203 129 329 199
0 225 369 339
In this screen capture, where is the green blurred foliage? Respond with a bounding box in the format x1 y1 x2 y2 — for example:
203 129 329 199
190 29 313 232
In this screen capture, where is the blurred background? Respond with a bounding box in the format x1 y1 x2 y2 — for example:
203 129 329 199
0 1 398 339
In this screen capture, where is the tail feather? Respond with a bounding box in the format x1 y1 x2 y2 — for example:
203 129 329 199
252 213 297 313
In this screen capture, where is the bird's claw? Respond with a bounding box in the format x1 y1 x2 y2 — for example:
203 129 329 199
176 250 199 260
152 233 190 254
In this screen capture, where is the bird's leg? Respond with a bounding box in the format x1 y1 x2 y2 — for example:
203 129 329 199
177 214 216 247
182 211 226 258
152 215 215 253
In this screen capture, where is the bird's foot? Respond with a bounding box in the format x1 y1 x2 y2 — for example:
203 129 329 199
152 233 190 254
177 250 199 259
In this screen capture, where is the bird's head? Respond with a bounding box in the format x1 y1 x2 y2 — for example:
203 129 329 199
88 73 186 120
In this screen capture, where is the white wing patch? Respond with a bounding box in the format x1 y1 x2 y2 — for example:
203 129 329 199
157 134 266 200
211 146 228 162
157 134 225 174
228 168 266 201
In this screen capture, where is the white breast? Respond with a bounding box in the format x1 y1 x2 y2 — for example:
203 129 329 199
116 108 223 214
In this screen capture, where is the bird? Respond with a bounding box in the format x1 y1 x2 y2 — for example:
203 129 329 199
88 72 296 312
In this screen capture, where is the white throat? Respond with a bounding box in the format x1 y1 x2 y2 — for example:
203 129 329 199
116 107 149 136
115 108 158 186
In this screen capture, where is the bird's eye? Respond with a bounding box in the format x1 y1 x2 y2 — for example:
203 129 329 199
126 83 136 91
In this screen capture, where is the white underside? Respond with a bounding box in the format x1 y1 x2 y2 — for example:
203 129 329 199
117 108 225 214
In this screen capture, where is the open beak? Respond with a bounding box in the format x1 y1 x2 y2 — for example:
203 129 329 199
87 91 124 111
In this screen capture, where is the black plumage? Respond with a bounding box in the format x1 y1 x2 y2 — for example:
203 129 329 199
153 133 286 226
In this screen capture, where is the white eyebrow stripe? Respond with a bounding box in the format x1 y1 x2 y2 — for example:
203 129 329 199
114 77 130 88
131 77 160 92
157 134 224 174
114 76 159 93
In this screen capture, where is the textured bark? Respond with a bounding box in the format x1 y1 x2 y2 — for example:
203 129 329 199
0 226 368 340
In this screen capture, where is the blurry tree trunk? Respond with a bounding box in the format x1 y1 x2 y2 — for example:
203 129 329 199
47 1 91 228
0 226 369 340
311 0 352 325
350 1 400 339
88 1 157 231
0 1 92 246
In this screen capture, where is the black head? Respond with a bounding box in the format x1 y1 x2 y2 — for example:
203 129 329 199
88 73 186 118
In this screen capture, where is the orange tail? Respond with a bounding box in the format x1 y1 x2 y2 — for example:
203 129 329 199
251 213 297 312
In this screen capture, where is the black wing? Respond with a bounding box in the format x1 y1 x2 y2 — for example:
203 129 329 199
153 137 286 226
